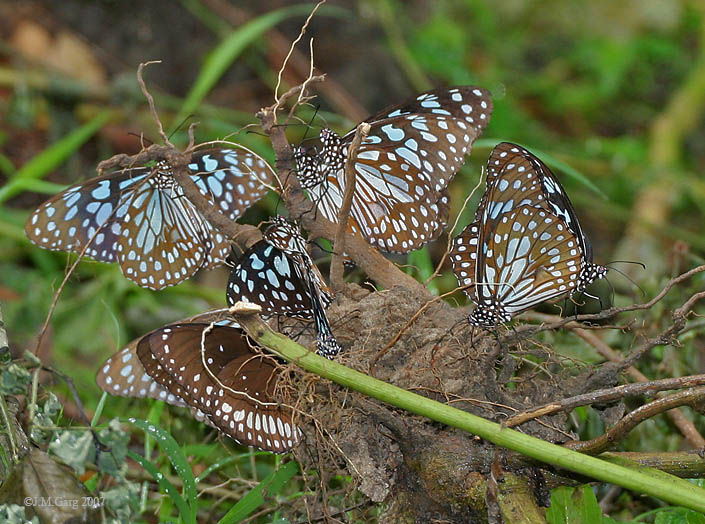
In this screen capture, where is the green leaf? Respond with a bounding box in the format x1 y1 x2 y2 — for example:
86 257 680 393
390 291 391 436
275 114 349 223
0 503 38 524
546 485 603 524
406 247 438 295
128 450 194 524
100 482 141 523
0 110 114 204
0 364 32 395
127 418 197 518
174 4 320 127
97 419 130 479
48 430 95 475
652 507 705 524
218 461 299 524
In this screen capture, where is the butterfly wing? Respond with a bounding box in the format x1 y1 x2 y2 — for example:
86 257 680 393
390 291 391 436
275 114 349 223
343 85 493 141
26 148 272 289
227 241 316 319
26 169 147 262
144 323 299 453
96 342 187 407
471 206 583 325
262 217 333 307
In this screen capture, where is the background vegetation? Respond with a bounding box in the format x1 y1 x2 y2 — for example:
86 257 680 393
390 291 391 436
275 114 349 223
1 0 704 522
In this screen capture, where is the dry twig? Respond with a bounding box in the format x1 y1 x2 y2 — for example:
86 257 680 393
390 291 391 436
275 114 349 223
330 122 370 291
565 386 705 455
506 374 705 427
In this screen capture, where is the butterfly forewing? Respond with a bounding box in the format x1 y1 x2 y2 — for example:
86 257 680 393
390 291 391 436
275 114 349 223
344 85 492 140
227 218 340 357
26 169 148 262
227 241 316 318
481 143 606 290
26 148 272 289
144 323 299 452
96 343 187 407
296 86 492 253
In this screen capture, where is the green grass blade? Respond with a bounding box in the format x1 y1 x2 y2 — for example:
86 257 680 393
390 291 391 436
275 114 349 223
174 4 319 129
128 450 194 524
0 153 15 176
0 110 114 204
10 179 68 196
195 452 263 484
90 392 108 427
406 247 438 295
128 418 198 519
218 461 299 524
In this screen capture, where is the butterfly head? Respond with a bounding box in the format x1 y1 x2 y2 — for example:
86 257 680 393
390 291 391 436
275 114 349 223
293 145 325 189
319 128 345 173
468 299 512 328
316 334 342 359
577 263 608 293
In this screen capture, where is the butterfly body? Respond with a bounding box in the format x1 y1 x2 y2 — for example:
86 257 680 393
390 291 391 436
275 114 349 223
294 86 492 253
451 143 607 327
228 217 340 357
26 148 272 289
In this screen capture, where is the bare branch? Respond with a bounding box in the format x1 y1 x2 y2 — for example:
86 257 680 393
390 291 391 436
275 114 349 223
573 326 705 449
274 0 327 103
565 386 705 455
137 61 173 147
330 122 370 291
506 374 705 428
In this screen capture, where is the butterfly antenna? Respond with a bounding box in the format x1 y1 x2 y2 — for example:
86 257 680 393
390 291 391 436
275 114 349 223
607 260 647 270
605 276 616 309
604 264 647 298
127 132 154 146
169 114 195 141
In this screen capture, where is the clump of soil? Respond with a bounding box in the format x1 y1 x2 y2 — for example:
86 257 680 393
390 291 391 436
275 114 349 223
277 284 604 521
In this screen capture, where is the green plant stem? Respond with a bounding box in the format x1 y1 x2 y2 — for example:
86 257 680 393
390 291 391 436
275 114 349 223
0 395 18 462
232 311 705 513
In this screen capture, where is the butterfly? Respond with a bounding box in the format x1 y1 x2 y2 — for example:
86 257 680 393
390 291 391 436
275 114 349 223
227 217 341 357
26 147 273 289
450 142 607 327
294 86 493 253
96 321 300 453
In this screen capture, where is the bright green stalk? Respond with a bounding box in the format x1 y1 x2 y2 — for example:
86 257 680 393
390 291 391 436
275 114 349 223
242 317 705 513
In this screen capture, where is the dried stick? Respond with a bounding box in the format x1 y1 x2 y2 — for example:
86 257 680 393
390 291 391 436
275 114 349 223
573 327 705 449
506 373 705 428
274 0 327 104
136 61 173 148
201 0 368 122
424 169 484 286
330 122 370 291
131 62 263 249
369 284 471 372
515 264 705 333
0 305 18 462
565 386 705 455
